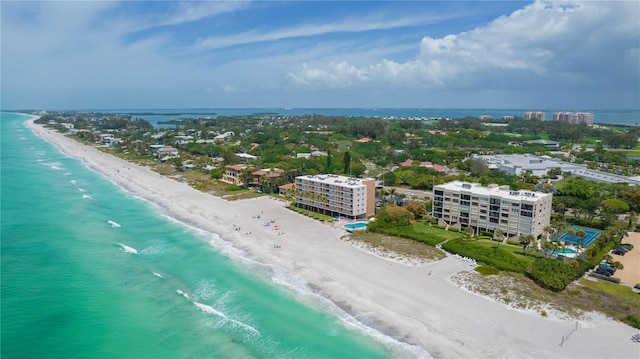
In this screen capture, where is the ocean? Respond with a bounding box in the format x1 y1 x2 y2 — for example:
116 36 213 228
93 108 640 128
0 112 427 359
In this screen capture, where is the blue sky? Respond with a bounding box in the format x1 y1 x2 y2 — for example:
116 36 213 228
2 1 639 110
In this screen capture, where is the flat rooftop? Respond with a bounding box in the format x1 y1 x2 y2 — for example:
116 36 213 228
435 181 552 201
297 174 373 188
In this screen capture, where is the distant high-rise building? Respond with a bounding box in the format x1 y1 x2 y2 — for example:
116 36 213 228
525 111 545 121
552 112 594 125
574 112 594 126
553 112 573 122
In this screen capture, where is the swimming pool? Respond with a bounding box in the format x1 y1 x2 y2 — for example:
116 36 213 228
552 248 578 258
344 222 368 231
559 227 601 247
553 248 577 255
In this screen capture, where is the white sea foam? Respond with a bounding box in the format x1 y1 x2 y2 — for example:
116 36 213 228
138 245 165 255
117 243 138 254
82 194 92 200
152 272 163 278
195 280 217 300
107 220 121 228
193 301 260 336
78 188 87 192
176 289 189 299
269 268 432 359
70 180 77 185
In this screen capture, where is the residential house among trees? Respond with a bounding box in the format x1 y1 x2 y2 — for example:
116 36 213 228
222 164 255 186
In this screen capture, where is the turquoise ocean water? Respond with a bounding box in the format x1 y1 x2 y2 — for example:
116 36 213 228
1 113 427 359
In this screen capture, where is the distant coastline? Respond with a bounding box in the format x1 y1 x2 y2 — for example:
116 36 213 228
5 108 639 127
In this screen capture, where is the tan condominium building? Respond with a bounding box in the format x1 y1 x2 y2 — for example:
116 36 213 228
525 111 545 121
221 164 255 186
294 174 376 219
432 181 552 238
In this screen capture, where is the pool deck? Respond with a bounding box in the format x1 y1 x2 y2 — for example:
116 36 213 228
612 232 640 286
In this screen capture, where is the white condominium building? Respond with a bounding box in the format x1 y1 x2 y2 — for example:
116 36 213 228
553 112 573 122
525 111 545 121
432 181 552 238
552 111 594 125
294 174 376 219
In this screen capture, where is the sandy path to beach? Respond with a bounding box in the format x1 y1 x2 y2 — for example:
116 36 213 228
27 119 640 359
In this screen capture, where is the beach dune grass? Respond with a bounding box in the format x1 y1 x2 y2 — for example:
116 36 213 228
368 221 459 246
347 231 446 262
475 265 500 276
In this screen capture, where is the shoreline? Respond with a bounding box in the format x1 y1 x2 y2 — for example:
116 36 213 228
26 118 639 358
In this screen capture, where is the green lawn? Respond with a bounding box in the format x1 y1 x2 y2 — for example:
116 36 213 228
473 239 541 264
413 222 463 240
610 149 640 157
579 279 640 302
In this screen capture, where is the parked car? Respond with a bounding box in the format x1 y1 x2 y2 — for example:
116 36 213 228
618 243 634 251
612 248 626 256
599 261 613 268
614 245 629 251
594 267 613 276
597 265 616 275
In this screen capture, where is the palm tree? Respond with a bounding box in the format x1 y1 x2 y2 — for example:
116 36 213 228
575 230 587 252
463 226 474 240
551 219 566 241
542 239 559 257
494 229 505 247
602 254 613 264
612 261 624 271
543 225 555 242
520 234 535 256
320 195 328 215
565 229 576 245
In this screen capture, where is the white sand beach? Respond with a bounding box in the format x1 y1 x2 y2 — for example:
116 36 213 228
27 119 640 359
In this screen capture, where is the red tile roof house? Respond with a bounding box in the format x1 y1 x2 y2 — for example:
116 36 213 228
356 137 372 143
251 168 284 187
278 182 295 196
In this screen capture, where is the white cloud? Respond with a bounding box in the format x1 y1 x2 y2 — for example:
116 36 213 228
193 13 444 51
159 1 249 27
288 1 640 93
222 84 238 93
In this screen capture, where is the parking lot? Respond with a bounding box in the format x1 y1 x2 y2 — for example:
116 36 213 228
612 232 640 286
